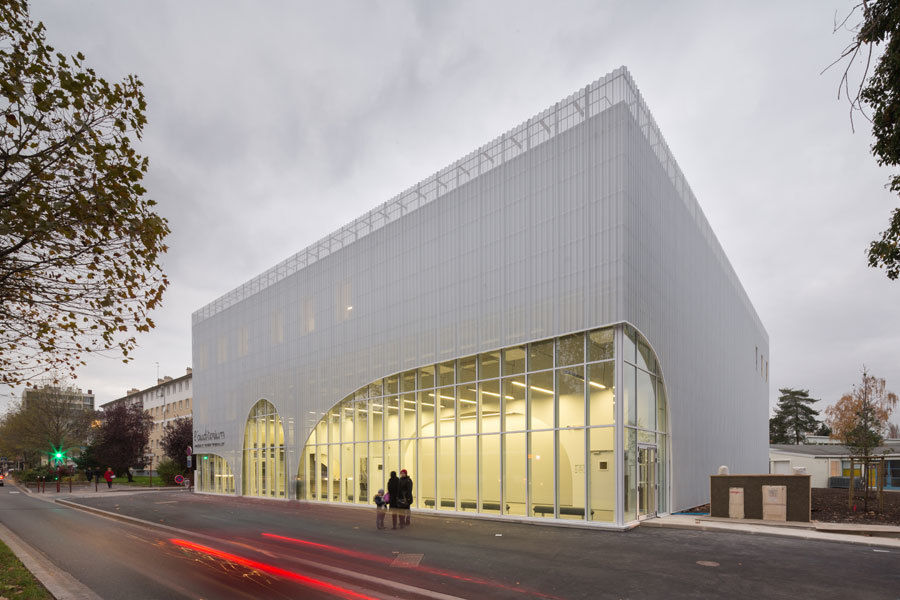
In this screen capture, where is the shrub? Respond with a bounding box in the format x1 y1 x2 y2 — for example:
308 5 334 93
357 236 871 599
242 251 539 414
156 458 188 486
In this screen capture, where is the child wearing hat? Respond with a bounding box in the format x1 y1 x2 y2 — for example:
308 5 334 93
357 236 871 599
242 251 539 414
373 488 387 529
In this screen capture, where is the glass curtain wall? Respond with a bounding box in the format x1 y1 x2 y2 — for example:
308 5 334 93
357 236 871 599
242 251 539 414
298 325 668 525
243 399 286 498
197 454 235 494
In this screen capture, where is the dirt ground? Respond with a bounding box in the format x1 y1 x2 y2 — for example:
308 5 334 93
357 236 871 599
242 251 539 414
810 487 900 525
684 488 900 525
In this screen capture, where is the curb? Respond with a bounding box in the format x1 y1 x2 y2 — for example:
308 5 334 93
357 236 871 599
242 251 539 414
641 518 900 549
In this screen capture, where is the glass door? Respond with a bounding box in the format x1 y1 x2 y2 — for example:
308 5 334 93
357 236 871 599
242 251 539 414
637 445 657 518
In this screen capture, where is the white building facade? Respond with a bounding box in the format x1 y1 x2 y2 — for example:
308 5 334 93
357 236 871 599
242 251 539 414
191 67 769 527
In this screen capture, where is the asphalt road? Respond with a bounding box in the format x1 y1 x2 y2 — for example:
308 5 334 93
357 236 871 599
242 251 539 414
2 485 898 600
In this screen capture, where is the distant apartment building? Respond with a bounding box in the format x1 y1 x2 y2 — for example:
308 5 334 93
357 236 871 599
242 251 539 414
22 385 95 411
102 368 193 472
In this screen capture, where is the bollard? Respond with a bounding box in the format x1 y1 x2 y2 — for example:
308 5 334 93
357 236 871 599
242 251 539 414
56 478 60 493
41 477 45 493
68 477 72 493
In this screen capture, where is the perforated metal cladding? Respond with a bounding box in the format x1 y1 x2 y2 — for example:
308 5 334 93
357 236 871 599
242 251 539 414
191 67 768 512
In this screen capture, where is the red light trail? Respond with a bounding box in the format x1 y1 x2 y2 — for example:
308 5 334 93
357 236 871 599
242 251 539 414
261 532 565 600
168 538 380 600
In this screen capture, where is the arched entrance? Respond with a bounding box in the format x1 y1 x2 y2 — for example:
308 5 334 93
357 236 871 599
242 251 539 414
243 399 286 497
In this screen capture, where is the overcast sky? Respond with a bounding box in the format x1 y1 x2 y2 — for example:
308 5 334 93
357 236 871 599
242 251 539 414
5 1 898 426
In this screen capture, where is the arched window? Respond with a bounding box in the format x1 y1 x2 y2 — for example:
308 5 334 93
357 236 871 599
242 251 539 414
243 399 286 498
297 324 669 524
196 453 235 494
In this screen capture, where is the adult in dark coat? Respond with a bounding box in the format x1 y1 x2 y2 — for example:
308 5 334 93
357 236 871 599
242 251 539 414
398 469 413 527
386 471 401 529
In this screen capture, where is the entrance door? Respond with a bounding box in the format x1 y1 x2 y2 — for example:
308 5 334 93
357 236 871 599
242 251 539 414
637 445 658 518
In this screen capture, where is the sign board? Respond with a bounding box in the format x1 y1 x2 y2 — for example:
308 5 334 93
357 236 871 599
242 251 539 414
174 474 184 485
762 485 787 521
186 455 192 468
728 487 744 519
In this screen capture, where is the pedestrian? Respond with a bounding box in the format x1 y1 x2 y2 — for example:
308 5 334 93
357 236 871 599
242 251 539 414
398 468 414 527
103 467 114 489
373 488 387 529
387 470 401 529
86 469 93 483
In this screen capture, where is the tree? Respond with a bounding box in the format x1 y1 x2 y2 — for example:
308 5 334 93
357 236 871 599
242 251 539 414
161 417 192 470
825 368 897 509
0 0 169 387
830 1 900 279
769 388 824 444
0 382 96 467
93 401 151 482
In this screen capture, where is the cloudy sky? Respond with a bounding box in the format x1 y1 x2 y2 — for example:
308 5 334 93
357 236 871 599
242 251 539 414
5 1 898 425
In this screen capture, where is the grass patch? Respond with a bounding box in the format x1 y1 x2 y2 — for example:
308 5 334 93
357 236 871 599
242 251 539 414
0 538 52 599
112 475 153 487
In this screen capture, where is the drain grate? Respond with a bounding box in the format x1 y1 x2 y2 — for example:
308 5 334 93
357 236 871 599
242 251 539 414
391 553 424 568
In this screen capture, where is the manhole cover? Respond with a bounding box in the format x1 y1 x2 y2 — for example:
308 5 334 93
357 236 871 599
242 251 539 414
696 561 720 567
391 553 424 568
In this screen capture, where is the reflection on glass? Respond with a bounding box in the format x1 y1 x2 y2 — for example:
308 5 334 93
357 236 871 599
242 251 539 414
624 364 636 427
530 430 554 517
479 351 500 380
589 427 615 522
418 437 434 509
529 339 554 371
528 371 555 429
458 355 477 383
624 428 636 522
457 386 477 434
588 362 614 426
401 370 416 392
401 393 416 438
623 325 636 365
369 399 383 441
479 380 501 433
637 339 656 373
385 396 400 439
502 377 526 431
437 387 456 436
636 371 656 431
458 436 477 510
557 333 584 366
355 399 368 443
437 361 455 387
437 436 456 510
369 441 384 495
504 432 527 515
658 434 667 514
418 391 435 436
384 375 399 395
418 365 435 389
558 429 585 520
588 328 614 362
502 345 526 375
557 367 585 428
384 440 398 482
356 442 368 504
341 443 353 502
657 384 667 433
480 434 500 513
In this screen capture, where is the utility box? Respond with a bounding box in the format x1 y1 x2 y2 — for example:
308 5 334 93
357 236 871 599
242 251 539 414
728 487 744 519
761 485 787 521
710 474 810 522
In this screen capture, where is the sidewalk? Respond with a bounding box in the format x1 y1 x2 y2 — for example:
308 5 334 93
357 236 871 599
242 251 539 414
642 514 900 549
